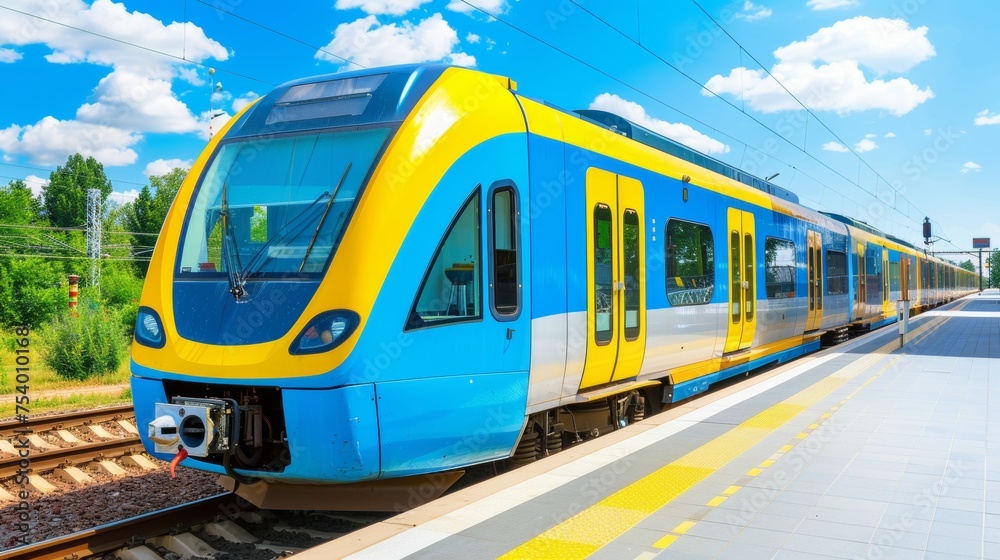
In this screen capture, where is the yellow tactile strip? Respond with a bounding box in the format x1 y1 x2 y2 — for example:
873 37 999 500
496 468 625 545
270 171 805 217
500 309 956 560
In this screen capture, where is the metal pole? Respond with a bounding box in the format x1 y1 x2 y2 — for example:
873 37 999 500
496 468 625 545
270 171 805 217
979 248 984 292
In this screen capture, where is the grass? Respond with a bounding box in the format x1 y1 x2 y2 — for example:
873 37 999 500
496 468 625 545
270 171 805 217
0 387 133 419
0 348 130 393
0 331 133 418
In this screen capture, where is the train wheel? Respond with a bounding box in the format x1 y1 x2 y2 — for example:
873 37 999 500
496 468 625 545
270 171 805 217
509 430 539 467
545 430 563 456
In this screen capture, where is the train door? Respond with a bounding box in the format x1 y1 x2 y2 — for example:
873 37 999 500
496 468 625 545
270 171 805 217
724 208 756 353
580 168 646 390
882 249 891 317
806 230 824 332
854 243 866 319
900 255 910 302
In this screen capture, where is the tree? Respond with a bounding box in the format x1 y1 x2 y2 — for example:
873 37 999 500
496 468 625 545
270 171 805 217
959 259 976 273
121 167 187 276
990 250 1000 289
0 180 42 225
42 154 113 228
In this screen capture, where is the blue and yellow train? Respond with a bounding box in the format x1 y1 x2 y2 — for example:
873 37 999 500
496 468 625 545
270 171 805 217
131 64 977 508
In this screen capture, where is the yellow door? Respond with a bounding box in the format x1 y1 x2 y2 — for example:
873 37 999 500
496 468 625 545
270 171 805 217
724 208 756 354
882 249 892 317
806 230 824 331
581 168 646 390
855 243 866 319
900 256 910 302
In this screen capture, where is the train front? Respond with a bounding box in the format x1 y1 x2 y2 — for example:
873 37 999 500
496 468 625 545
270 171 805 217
129 64 529 504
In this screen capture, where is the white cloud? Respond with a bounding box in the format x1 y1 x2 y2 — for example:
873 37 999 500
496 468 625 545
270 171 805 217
589 93 730 155
232 92 260 113
864 133 876 139
23 175 48 197
448 52 477 67
143 158 192 178
447 0 509 14
807 0 858 9
822 141 849 152
704 17 935 116
211 90 231 105
0 1 228 166
485 38 496 50
108 189 140 205
775 17 934 74
203 110 233 141
884 132 896 138
0 117 140 166
177 67 204 86
0 47 22 63
975 109 1000 126
316 13 472 69
0 0 226 76
961 161 982 174
335 0 432 15
734 1 773 22
854 138 878 152
923 129 933 135
466 32 481 44
76 69 201 133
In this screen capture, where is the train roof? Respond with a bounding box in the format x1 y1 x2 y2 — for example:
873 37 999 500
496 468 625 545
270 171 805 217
819 212 886 238
224 64 452 139
574 109 799 205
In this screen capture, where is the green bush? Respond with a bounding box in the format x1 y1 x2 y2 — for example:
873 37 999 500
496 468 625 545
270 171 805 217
0 258 68 328
43 300 127 381
117 300 139 338
99 264 144 309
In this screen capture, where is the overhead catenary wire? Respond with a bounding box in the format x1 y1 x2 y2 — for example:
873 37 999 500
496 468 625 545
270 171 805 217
0 3 275 87
563 0 946 248
458 0 926 242
190 0 366 70
687 0 961 252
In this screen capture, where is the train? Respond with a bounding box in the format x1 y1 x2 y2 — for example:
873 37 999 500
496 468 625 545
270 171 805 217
131 64 977 509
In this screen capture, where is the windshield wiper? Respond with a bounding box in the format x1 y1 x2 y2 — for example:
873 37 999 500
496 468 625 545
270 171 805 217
299 162 352 273
219 183 247 301
239 190 332 280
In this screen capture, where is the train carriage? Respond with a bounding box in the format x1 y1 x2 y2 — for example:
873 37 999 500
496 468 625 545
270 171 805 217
131 64 976 508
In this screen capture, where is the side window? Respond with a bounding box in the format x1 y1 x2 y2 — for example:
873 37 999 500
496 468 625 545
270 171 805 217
665 219 714 306
489 183 520 319
826 250 847 295
765 237 795 299
406 190 481 330
594 204 614 344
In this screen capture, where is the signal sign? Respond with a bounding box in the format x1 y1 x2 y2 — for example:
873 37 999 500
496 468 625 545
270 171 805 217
973 238 991 248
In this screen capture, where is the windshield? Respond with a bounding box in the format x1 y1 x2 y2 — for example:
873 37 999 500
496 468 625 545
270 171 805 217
177 127 390 278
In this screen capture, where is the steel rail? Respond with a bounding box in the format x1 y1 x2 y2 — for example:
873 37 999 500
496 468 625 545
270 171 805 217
0 405 135 438
0 493 236 560
0 436 142 479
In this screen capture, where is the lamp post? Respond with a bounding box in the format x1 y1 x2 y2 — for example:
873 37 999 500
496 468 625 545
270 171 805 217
208 68 222 138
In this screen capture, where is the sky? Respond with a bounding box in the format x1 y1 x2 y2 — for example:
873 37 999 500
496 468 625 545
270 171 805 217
0 0 996 257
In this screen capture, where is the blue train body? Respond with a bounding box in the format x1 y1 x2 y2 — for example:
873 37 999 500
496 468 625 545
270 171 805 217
130 65 976 505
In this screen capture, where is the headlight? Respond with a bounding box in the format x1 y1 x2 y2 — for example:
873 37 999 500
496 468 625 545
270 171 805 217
135 307 165 348
289 310 360 355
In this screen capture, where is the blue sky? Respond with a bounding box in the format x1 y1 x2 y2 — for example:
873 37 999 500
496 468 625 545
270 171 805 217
0 0 996 256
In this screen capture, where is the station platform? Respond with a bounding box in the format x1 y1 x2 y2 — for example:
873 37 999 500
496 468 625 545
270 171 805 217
298 291 1000 560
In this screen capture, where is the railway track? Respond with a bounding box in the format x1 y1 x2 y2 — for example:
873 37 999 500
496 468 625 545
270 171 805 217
1 492 387 560
0 405 144 488
0 404 135 438
0 493 236 560
0 437 141 479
